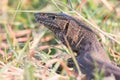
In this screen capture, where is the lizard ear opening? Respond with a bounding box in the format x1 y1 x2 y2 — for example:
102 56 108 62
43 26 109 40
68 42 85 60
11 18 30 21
64 22 69 31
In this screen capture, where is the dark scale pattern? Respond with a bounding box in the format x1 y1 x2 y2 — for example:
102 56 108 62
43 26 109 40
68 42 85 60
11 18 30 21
34 13 120 80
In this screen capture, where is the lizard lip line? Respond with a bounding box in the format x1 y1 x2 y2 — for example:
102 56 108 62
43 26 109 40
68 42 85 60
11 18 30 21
38 20 54 26
35 19 61 30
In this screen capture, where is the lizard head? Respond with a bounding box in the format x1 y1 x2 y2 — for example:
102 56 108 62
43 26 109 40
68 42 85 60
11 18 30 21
34 13 72 32
34 12 96 53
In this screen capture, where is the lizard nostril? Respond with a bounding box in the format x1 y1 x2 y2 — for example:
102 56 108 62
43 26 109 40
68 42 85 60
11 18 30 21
34 13 39 18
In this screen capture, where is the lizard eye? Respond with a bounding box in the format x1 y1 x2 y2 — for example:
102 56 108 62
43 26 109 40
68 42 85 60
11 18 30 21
48 16 55 20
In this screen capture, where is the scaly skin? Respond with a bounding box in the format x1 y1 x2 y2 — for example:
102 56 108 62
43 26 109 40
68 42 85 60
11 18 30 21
34 13 120 80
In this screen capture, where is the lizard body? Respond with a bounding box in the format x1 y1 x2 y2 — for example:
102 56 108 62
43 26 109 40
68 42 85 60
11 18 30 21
34 13 120 80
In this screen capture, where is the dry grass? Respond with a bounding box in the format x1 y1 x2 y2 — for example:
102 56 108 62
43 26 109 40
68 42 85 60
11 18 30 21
0 0 120 80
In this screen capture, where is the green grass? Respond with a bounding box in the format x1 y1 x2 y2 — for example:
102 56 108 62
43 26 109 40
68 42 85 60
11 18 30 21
0 0 120 80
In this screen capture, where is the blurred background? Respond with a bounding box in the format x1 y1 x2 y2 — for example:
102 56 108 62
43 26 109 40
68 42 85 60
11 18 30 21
0 0 120 80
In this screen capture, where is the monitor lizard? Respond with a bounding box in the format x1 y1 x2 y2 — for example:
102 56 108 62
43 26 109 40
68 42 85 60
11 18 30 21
34 12 120 80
